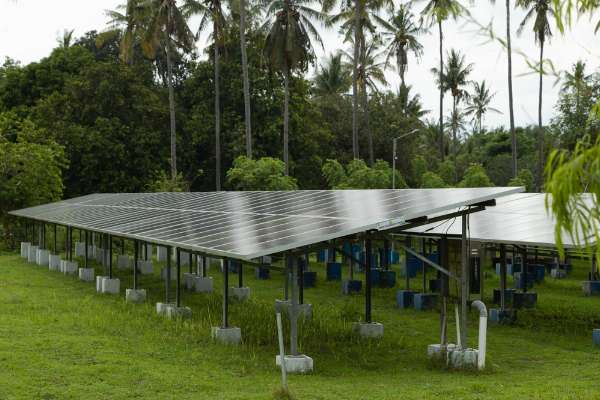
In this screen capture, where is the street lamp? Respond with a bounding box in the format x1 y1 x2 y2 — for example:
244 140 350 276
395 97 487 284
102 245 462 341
392 129 420 189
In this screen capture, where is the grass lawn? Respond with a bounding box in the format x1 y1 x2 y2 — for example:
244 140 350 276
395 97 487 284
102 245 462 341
1 250 600 399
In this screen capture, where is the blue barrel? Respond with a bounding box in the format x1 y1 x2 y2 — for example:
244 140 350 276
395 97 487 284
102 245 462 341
370 268 382 286
303 271 316 288
427 252 439 264
391 250 400 264
326 262 342 281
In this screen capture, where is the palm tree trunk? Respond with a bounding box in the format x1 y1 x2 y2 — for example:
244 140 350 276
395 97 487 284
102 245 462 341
166 38 177 181
400 68 405 87
438 19 444 161
537 40 544 190
452 96 457 183
283 67 290 176
351 0 361 160
215 22 222 191
240 0 252 159
362 79 373 166
506 0 517 178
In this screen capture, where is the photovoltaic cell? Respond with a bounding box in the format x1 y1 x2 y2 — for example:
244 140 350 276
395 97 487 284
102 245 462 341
9 188 522 260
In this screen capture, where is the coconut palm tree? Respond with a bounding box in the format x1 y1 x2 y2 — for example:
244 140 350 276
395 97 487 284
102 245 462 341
562 60 592 113
239 0 253 158
376 3 424 86
111 0 194 182
432 49 472 179
103 0 147 65
324 0 389 160
313 52 352 98
263 0 325 175
57 29 75 48
183 0 227 190
420 0 466 161
398 84 428 118
343 36 387 165
465 80 502 133
516 0 555 189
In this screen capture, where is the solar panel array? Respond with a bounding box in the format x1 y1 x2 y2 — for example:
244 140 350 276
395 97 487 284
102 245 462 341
9 188 522 260
404 193 598 249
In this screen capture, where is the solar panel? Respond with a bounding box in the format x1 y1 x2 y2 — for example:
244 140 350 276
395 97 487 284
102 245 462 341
403 193 598 249
9 188 522 260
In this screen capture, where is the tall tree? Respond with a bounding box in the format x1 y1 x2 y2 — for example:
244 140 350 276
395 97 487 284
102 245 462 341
376 3 424 87
313 52 352 98
516 0 555 189
420 0 465 161
562 60 591 114
465 80 501 133
57 29 75 49
240 0 253 159
263 0 325 175
183 0 227 190
433 49 472 181
505 0 518 178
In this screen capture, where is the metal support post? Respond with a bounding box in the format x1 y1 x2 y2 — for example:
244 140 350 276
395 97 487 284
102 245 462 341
176 248 181 307
223 258 229 328
365 237 373 323
460 214 468 349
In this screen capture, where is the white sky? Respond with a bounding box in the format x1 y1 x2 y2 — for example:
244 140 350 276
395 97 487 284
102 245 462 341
1 0 598 128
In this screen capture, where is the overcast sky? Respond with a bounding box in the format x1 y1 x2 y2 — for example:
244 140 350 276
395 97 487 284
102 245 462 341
1 0 598 128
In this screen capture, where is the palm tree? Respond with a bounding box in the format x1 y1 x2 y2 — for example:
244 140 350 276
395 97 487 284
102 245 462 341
313 52 352 98
239 0 253 158
57 29 75 48
376 3 424 87
465 80 502 133
562 60 591 114
504 0 518 178
398 84 428 118
432 49 472 179
325 0 388 161
103 0 146 65
183 0 227 190
516 0 555 189
109 0 194 181
263 0 325 175
420 0 466 161
343 36 387 165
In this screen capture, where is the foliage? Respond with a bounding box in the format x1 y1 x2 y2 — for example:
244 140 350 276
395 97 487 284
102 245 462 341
508 168 535 191
545 134 600 258
146 170 189 192
458 163 494 187
322 159 406 189
226 156 298 191
436 159 456 185
410 155 428 187
421 171 447 188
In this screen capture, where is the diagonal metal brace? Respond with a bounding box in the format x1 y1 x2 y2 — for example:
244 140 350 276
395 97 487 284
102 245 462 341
393 240 459 281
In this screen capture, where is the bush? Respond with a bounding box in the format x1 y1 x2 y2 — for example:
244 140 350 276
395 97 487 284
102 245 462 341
322 159 407 189
459 163 494 187
420 171 447 188
226 156 298 191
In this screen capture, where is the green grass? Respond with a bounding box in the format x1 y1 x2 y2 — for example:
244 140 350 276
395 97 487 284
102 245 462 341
1 251 600 399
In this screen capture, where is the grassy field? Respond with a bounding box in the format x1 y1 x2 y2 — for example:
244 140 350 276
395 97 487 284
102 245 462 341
1 250 600 399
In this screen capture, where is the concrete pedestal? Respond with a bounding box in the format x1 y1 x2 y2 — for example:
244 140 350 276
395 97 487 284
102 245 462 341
274 300 313 320
551 268 567 279
593 329 600 346
87 245 96 259
101 278 120 294
20 242 30 258
413 293 438 311
36 249 49 266
137 260 154 275
427 343 457 359
117 255 130 269
79 268 95 282
96 276 107 292
75 242 86 258
353 322 384 338
62 260 78 274
161 268 177 281
27 245 38 263
230 287 250 301
489 308 517 324
447 348 479 369
183 273 196 290
145 244 153 259
125 289 146 303
513 292 537 309
275 354 314 373
156 246 167 262
583 281 600 296
193 276 213 293
156 302 175 315
211 327 241 344
49 254 61 271
166 306 192 319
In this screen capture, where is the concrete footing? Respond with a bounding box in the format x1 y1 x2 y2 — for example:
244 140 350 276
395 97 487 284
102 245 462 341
125 289 146 303
101 278 120 294
75 242 86 257
20 242 30 258
551 268 567 279
61 260 78 274
117 255 130 269
184 273 196 290
342 279 362 295
427 343 457 359
156 246 167 262
36 249 49 266
583 281 600 296
353 322 384 338
230 287 250 301
396 290 416 309
96 276 107 292
274 300 313 320
414 293 438 310
137 260 154 275
211 326 241 344
27 245 39 263
489 308 517 324
427 344 479 369
156 302 175 315
193 276 213 293
275 354 314 373
166 305 192 319
79 268 95 282
49 254 61 271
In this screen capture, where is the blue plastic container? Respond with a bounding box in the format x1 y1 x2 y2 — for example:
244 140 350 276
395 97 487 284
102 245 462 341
427 252 439 264
303 271 316 288
370 268 382 286
593 329 600 346
342 279 362 294
396 290 416 308
379 270 396 288
317 250 327 263
360 252 379 269
413 293 438 311
326 262 342 281
255 267 270 280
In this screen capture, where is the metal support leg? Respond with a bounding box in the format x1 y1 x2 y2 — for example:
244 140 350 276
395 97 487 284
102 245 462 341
165 246 171 303
238 261 243 288
522 246 528 293
289 256 299 356
365 237 373 323
405 236 411 290
202 256 207 277
223 259 229 328
108 235 113 279
299 255 304 305
284 257 289 301
500 244 507 311
440 237 449 346
460 214 468 349
134 240 139 290
84 231 88 268
53 224 57 254
176 248 181 307
384 239 390 270
188 251 193 274
421 238 427 292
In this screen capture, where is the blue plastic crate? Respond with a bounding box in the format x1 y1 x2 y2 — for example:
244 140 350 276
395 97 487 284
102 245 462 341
396 290 415 308
342 279 362 294
369 268 382 286
317 250 327 263
326 262 342 281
